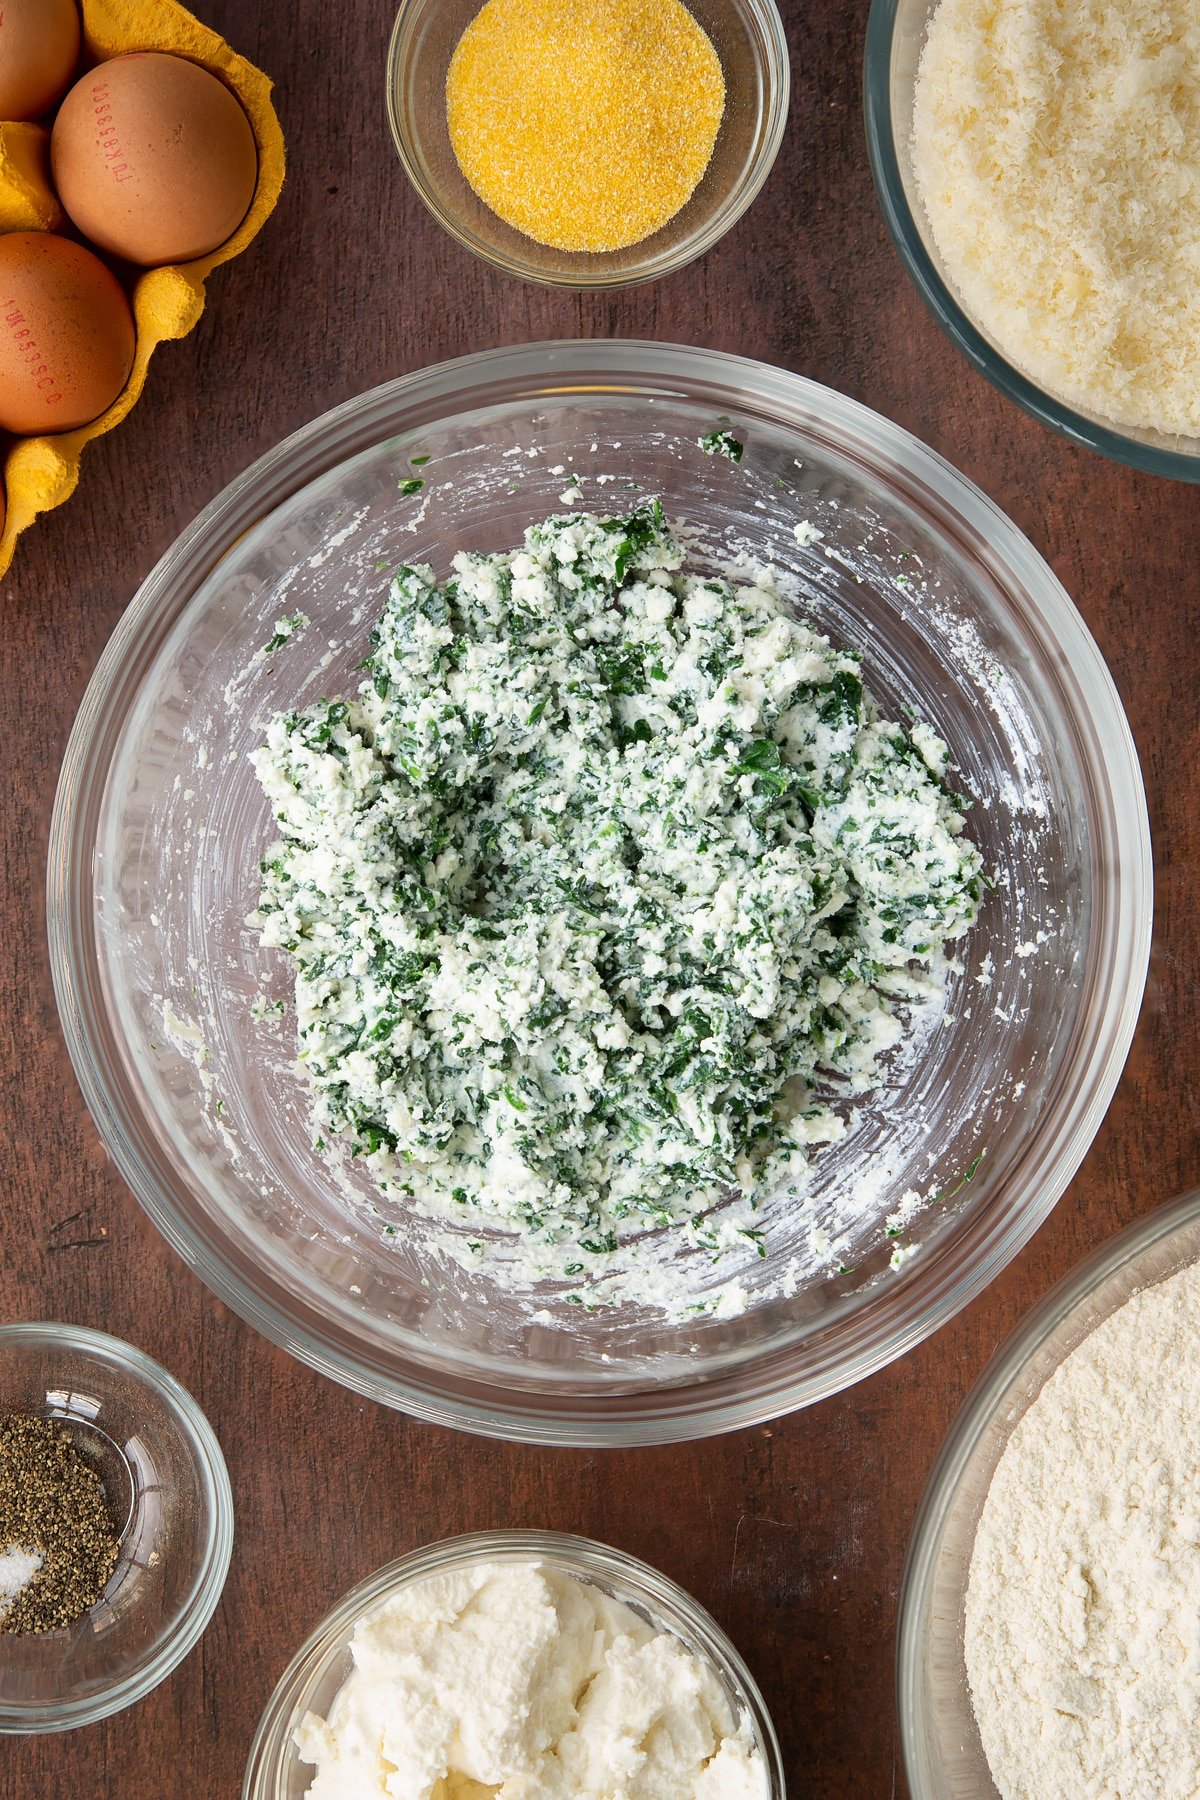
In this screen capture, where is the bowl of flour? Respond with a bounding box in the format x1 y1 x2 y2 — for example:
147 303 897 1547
47 341 1150 1443
898 1187 1200 1799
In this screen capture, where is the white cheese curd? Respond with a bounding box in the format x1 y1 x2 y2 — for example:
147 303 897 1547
251 504 983 1302
295 1561 770 1800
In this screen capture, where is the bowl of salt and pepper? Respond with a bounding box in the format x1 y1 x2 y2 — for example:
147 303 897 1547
0 1324 232 1733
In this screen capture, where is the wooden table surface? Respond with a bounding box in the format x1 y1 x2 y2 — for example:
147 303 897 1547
3 2 1195 1794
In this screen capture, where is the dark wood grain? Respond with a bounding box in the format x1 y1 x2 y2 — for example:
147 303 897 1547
1 2 1194 1795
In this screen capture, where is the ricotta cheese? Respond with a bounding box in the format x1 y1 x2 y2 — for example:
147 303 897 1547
251 504 983 1298
295 1559 770 1800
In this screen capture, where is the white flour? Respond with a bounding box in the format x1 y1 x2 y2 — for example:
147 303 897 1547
965 1261 1200 1799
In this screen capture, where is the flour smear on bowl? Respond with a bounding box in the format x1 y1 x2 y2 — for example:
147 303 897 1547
250 503 984 1314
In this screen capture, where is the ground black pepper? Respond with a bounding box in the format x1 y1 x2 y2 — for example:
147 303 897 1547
0 1413 120 1634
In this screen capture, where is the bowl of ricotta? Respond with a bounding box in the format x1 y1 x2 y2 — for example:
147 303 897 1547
242 1530 783 1800
48 340 1150 1443
897 1187 1200 1800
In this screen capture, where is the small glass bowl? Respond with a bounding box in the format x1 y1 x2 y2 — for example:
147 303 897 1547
386 0 789 288
896 1188 1200 1797
244 1528 785 1799
0 1323 234 1734
864 0 1200 480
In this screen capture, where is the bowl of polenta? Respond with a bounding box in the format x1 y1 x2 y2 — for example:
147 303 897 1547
386 0 789 288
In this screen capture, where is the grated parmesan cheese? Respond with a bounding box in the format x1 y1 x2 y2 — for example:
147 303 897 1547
912 0 1200 438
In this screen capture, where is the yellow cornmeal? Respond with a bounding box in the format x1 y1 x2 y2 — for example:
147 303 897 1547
446 0 725 254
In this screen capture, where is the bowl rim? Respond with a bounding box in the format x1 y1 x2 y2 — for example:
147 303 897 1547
895 1186 1200 1796
385 0 791 290
242 1526 786 1800
0 1320 234 1734
862 0 1200 483
47 338 1153 1447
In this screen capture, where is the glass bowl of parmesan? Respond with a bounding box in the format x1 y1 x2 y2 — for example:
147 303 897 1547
865 0 1200 479
386 0 789 288
897 1187 1200 1800
243 1529 784 1799
48 340 1150 1446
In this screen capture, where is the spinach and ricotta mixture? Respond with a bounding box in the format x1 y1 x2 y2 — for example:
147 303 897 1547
251 505 984 1294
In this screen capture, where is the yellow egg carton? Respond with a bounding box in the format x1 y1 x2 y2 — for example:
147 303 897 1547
0 0 285 579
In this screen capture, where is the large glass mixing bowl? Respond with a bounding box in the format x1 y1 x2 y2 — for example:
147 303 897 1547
47 341 1150 1445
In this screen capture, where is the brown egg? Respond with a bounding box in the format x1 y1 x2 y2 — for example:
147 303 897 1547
51 52 258 267
0 0 80 122
0 233 135 435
